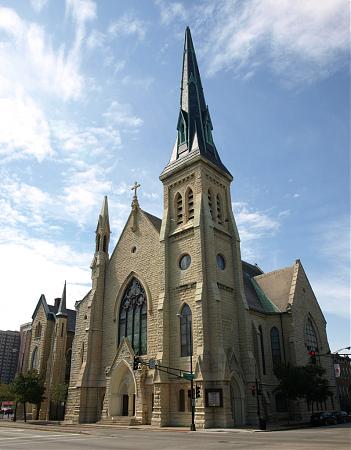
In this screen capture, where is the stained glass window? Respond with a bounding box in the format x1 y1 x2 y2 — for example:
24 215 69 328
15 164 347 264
305 318 318 352
180 304 192 357
118 278 147 355
270 327 282 369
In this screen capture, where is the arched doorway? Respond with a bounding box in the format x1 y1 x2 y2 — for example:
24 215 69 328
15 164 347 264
230 376 243 426
109 362 136 418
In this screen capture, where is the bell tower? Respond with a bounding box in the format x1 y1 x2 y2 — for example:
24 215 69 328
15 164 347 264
156 27 255 428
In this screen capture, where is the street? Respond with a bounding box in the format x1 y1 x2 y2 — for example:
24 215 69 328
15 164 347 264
0 424 350 450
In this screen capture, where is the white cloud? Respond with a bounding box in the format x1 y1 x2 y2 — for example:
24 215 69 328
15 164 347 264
157 0 348 84
0 232 91 330
0 3 95 103
155 0 187 25
60 166 112 227
51 120 121 157
30 0 48 13
309 217 350 317
108 13 148 40
233 201 280 241
0 89 53 162
103 100 144 128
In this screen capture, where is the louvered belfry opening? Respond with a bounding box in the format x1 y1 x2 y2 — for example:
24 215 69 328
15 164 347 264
208 189 213 219
187 188 194 220
175 192 183 225
216 194 223 224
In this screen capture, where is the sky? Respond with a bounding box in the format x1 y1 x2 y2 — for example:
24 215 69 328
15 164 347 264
0 0 349 353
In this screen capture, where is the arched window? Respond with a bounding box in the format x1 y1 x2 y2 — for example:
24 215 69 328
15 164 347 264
35 322 42 338
305 318 318 352
179 120 186 144
270 327 282 369
103 235 107 252
186 188 194 221
118 278 147 355
175 192 183 225
96 234 100 252
216 194 223 224
31 346 39 370
80 342 85 366
258 325 266 375
208 189 213 219
180 304 192 357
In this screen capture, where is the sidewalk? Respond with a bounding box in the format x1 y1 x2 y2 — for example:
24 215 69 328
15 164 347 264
0 419 310 435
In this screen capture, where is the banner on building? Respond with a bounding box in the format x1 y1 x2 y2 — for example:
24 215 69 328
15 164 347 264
334 363 341 378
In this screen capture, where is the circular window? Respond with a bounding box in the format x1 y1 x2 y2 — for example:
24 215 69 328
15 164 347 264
216 254 226 270
131 246 137 253
179 254 191 270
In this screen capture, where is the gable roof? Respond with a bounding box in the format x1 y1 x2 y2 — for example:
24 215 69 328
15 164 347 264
242 262 280 313
141 210 162 232
254 264 295 312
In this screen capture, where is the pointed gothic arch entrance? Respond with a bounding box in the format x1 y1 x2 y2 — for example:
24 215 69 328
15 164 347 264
109 362 136 418
230 376 244 426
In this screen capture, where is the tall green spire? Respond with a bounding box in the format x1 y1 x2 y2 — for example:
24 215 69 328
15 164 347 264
161 27 231 178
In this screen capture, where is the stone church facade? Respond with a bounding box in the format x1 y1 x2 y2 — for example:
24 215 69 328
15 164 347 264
19 283 76 420
65 28 338 428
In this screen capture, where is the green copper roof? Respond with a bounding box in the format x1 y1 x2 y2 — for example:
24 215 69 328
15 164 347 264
250 277 281 313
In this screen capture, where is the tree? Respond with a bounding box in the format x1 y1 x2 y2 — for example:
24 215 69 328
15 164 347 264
50 383 68 420
10 370 45 422
274 363 332 417
303 365 332 413
0 383 15 402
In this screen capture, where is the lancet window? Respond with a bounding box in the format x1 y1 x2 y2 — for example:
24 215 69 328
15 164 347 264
175 192 183 225
31 346 39 370
208 189 213 219
216 194 223 224
258 325 266 375
305 318 318 352
270 327 282 369
186 188 194 221
118 278 147 355
180 304 192 357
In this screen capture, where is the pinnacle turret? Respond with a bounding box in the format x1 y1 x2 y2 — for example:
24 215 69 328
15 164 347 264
56 281 68 317
161 27 231 179
95 195 110 253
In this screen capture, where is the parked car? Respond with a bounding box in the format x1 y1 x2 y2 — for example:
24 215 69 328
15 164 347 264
332 411 351 423
310 412 337 426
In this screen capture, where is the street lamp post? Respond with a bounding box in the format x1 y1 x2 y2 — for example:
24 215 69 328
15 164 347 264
189 333 196 432
177 312 196 431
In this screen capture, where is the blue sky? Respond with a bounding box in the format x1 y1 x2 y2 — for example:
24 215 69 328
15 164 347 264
0 0 349 352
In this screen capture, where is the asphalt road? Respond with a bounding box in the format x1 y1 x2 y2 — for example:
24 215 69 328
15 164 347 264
0 424 350 450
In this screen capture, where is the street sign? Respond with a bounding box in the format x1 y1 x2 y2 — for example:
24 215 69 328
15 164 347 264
182 373 195 381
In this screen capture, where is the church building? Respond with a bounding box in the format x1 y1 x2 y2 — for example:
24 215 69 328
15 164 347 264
65 28 337 428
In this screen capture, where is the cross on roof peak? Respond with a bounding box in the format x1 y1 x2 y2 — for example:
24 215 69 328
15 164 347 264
131 181 141 199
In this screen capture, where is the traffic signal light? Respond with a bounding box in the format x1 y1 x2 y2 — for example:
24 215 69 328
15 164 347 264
196 385 201 398
308 351 316 364
133 356 140 370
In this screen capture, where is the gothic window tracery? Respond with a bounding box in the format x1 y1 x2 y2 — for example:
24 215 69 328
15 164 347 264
180 304 192 357
118 278 147 355
305 318 318 352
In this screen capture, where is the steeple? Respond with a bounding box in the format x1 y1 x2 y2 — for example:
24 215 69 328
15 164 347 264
95 196 110 253
161 26 231 179
56 281 68 317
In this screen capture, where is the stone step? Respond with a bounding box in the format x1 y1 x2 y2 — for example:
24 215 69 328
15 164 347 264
99 416 141 426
